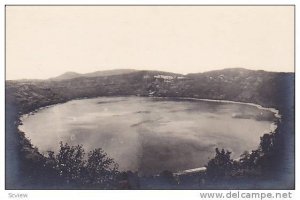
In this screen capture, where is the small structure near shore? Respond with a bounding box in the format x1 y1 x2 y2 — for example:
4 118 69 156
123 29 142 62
174 167 207 176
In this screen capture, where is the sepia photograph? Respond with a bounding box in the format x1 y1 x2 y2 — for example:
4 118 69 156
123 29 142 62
5 5 295 191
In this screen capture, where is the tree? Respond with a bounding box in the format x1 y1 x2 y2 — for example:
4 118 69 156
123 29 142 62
206 148 233 180
239 151 250 168
56 142 85 184
85 148 119 188
20 141 121 189
159 170 176 184
260 133 274 154
239 150 261 170
118 171 140 189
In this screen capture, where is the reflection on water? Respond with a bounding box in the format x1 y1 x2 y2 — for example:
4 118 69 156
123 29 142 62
19 97 276 175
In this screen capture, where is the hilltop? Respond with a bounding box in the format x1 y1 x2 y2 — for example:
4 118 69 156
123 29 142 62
6 68 294 114
50 69 137 80
5 67 295 189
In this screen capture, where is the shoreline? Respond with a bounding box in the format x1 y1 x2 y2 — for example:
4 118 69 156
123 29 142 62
20 95 281 119
150 96 281 120
178 97 281 119
17 95 281 176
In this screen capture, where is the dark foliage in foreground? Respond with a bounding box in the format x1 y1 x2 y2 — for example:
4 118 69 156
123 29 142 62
13 116 292 189
204 114 294 189
206 148 233 181
47 143 119 188
5 68 294 189
18 139 119 189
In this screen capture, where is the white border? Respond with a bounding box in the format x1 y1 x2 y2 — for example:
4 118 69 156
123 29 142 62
0 1 298 200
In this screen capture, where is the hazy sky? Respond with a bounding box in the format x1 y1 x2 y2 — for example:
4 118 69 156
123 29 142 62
6 6 294 80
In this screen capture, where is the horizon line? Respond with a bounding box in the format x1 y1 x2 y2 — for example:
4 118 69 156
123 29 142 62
5 67 295 81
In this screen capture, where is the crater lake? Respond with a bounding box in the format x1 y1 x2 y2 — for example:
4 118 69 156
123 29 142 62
19 96 277 175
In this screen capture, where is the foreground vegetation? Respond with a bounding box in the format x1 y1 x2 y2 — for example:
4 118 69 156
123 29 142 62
19 139 119 189
5 68 294 189
9 114 293 189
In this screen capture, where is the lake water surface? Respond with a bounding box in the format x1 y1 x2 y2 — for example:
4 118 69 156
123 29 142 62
19 97 277 175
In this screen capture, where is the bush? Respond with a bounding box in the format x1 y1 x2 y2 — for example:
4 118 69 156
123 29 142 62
205 148 233 180
44 142 119 189
84 148 119 188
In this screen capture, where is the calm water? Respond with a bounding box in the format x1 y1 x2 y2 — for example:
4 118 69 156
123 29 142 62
19 97 276 175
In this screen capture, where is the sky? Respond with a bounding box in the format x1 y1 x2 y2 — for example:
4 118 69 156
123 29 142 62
6 6 294 80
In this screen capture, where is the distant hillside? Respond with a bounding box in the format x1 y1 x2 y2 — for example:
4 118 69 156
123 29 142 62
5 67 295 190
51 69 137 80
6 68 294 114
51 72 82 80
